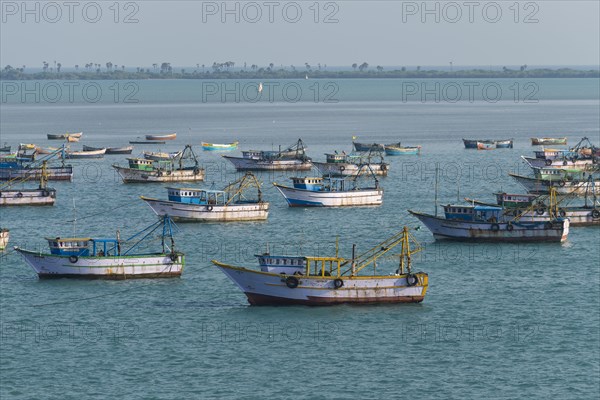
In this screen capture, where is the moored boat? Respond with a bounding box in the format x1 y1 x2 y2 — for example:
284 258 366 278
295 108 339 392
509 173 600 195
495 139 514 148
312 152 389 176
146 133 177 141
130 140 166 145
143 151 182 161
0 228 8 250
0 148 73 181
66 135 80 142
141 172 268 222
477 141 496 150
201 141 239 151
213 226 428 306
531 137 568 146
522 155 595 170
0 161 57 206
83 145 133 154
113 145 204 183
352 141 386 152
65 148 106 159
223 139 312 171
409 206 569 242
273 173 383 207
0 144 11 153
47 133 67 140
385 144 421 155
14 216 184 279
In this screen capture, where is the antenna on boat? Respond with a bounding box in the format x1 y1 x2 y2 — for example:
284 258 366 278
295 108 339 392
434 163 439 217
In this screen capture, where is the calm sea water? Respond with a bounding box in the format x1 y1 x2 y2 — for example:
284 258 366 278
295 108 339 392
1 79 599 399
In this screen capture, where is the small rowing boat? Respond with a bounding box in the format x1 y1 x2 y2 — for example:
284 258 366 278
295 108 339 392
146 133 177 141
385 144 421 155
477 141 496 150
83 145 133 154
201 141 239 151
65 148 106 159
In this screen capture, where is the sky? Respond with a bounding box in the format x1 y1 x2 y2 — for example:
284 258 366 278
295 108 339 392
1 1 599 69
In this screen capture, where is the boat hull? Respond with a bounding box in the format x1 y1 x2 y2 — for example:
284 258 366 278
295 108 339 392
312 162 389 176
66 149 106 159
531 137 567 145
409 211 569 242
15 248 184 279
522 156 594 169
214 262 427 305
509 173 600 195
201 142 238 151
84 145 133 154
385 146 421 155
0 166 73 181
223 156 312 171
113 166 205 183
274 184 383 207
509 208 600 227
47 134 67 140
142 197 269 221
146 134 176 141
0 188 56 206
352 142 385 152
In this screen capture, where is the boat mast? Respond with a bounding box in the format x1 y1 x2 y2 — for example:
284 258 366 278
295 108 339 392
434 163 439 217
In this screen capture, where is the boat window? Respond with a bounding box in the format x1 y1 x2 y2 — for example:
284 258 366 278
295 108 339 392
283 259 287 265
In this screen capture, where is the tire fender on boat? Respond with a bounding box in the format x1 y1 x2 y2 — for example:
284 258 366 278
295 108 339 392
506 223 514 231
558 209 566 217
339 166 345 172
193 167 200 175
285 276 299 289
490 223 500 232
42 190 50 197
69 256 78 263
536 207 546 215
333 278 344 289
545 159 552 166
592 209 600 219
406 274 418 286
169 253 178 262
380 164 387 171
157 171 163 177
557 181 566 187
16 192 23 198
206 205 213 211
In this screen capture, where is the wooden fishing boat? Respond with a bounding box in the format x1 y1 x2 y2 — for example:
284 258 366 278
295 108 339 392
14 216 184 279
0 144 11 153
223 139 312 171
495 139 514 148
66 135 80 143
385 145 421 155
313 152 389 176
463 139 491 149
130 140 166 145
522 155 595 170
531 137 567 146
143 151 182 161
0 161 57 206
477 141 496 150
409 207 569 242
273 173 383 207
0 148 73 181
141 172 268 222
19 143 36 150
83 145 133 154
201 141 239 151
509 173 600 195
47 133 67 140
352 142 385 152
113 145 204 183
0 228 9 251
213 226 428 306
146 133 177 141
65 148 106 159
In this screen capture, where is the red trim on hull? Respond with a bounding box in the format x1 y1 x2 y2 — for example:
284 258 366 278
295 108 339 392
245 292 425 306
37 272 182 280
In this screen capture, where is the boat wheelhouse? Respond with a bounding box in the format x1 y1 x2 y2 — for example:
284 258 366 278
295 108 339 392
256 254 307 274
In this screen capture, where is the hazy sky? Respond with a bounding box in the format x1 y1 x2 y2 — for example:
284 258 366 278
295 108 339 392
1 1 599 68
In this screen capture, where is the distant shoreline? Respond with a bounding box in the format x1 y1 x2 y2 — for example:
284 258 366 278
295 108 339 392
1 68 598 80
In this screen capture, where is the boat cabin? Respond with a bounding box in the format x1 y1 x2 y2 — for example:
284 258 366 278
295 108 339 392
444 205 502 222
533 167 584 181
255 254 306 274
291 177 324 190
494 193 538 207
46 238 121 257
242 150 263 160
167 188 227 205
533 149 569 159
325 153 348 163
127 158 155 171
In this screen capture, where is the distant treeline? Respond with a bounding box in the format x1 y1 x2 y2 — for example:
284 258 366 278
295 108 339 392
1 65 598 80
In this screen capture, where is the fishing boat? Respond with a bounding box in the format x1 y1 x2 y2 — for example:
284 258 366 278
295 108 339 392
531 167 595 181
19 143 36 150
385 144 421 156
83 145 133 154
509 173 600 195
0 148 73 181
223 139 312 171
0 144 11 153
0 161 57 206
0 229 9 250
113 145 205 183
47 133 67 140
477 141 496 150
65 148 106 159
273 170 383 207
14 216 184 279
213 226 428 306
463 139 492 149
409 206 569 242
16 145 36 161
201 141 239 151
352 142 386 152
533 149 570 159
531 137 568 146
522 155 595 170
129 140 166 145
146 133 177 141
312 152 389 176
495 139 514 148
141 172 269 222
143 151 182 161
66 135 80 143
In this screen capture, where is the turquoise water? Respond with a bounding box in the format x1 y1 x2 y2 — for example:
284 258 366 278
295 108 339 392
1 79 599 399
